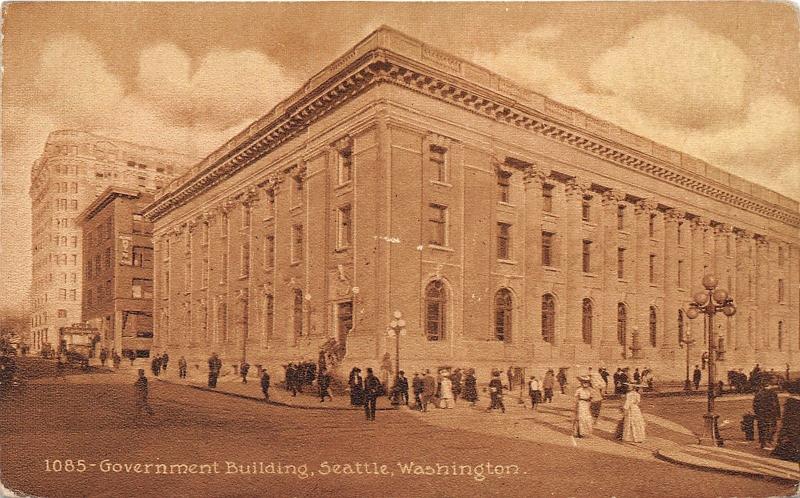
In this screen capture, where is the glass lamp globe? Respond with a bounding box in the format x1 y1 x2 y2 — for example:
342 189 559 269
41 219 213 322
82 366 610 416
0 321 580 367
702 274 718 290
393 310 403 319
397 319 406 328
722 305 737 317
712 288 729 304
686 307 700 319
693 291 709 306
390 320 398 328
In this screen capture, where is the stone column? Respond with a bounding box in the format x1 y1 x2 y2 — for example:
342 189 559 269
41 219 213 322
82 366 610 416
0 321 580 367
601 189 625 358
755 236 769 353
563 178 592 349
714 223 734 352
735 230 753 360
662 208 684 350
523 164 550 356
632 199 657 359
690 217 710 344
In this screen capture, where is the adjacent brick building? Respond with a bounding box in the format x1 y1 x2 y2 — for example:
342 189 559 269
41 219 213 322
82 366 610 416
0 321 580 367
143 26 799 381
76 187 156 357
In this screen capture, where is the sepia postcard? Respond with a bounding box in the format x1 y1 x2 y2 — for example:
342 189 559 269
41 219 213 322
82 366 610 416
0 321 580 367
1 2 798 497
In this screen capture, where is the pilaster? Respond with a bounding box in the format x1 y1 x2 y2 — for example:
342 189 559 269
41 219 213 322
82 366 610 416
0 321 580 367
563 177 592 346
662 208 684 350
601 189 625 352
523 164 550 355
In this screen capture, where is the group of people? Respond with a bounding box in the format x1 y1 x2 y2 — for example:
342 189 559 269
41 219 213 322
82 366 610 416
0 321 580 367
573 371 646 443
283 361 318 396
748 375 799 462
346 367 385 420
406 369 480 412
149 352 170 377
611 367 654 394
97 347 123 369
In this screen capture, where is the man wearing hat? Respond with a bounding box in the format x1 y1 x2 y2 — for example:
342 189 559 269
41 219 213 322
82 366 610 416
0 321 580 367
439 370 454 409
421 369 437 412
753 381 781 450
488 370 505 413
134 369 154 419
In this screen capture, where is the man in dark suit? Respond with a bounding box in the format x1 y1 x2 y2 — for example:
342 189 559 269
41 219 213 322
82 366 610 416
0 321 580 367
693 365 702 391
363 368 381 421
260 370 271 401
412 373 424 410
488 370 505 413
396 371 409 405
421 370 437 412
753 382 781 450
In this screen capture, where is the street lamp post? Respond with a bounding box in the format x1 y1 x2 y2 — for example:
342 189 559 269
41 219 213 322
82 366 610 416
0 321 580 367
679 328 695 391
387 311 406 390
686 274 736 447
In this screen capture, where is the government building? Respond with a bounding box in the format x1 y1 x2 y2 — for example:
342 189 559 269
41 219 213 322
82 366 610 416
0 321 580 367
29 130 190 352
143 27 799 381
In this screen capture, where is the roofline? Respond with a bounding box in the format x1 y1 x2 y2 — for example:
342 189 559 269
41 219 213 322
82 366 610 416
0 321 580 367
74 186 149 226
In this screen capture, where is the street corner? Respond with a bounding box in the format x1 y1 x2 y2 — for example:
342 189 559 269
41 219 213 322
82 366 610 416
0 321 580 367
655 444 800 485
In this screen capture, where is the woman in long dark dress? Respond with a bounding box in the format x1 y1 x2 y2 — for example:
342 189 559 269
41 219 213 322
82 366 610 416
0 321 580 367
772 380 800 462
462 368 478 406
349 367 364 406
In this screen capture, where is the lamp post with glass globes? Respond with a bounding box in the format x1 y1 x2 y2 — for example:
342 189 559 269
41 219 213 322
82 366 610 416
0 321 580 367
685 274 736 446
387 311 407 392
679 324 695 391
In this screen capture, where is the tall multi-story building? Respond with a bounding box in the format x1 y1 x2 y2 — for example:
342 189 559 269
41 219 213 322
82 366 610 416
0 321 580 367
29 130 190 352
76 187 156 357
144 27 799 380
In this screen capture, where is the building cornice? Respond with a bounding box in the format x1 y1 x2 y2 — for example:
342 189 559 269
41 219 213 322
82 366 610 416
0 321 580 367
143 26 799 228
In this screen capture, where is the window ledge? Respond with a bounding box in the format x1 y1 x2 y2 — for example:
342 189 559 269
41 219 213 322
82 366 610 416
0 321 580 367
583 272 599 278
290 261 301 267
428 244 454 253
542 265 560 272
238 274 249 281
334 246 351 253
290 205 303 213
618 230 631 236
543 212 559 219
582 221 597 228
498 201 516 208
262 216 274 223
618 278 630 284
497 258 518 265
335 180 353 190
430 180 452 188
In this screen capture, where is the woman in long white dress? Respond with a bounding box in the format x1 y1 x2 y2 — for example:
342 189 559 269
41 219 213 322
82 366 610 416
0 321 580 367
573 377 594 437
622 384 646 443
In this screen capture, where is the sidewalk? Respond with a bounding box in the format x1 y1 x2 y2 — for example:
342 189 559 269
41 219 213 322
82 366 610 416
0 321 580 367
151 366 396 411
656 444 800 483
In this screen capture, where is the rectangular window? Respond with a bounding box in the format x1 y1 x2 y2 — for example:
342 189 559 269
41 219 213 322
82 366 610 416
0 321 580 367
240 241 250 277
678 260 684 287
59 288 67 300
337 205 353 249
429 145 447 183
337 301 353 339
617 205 625 230
95 254 101 274
542 184 554 213
778 279 785 302
69 289 77 301
201 222 209 246
292 175 303 208
497 171 511 203
185 260 192 291
264 235 275 269
542 232 554 266
292 224 303 263
778 246 785 266
617 248 626 279
132 278 153 299
220 250 228 283
70 199 78 211
86 289 92 306
201 258 209 288
163 239 170 261
582 240 592 273
338 147 353 185
649 254 656 283
726 236 731 256
132 246 153 268
57 309 67 318
266 192 275 219
649 213 656 238
221 214 229 238
241 205 250 229
497 223 511 260
132 214 148 234
582 196 591 222
70 236 77 248
677 221 684 245
104 247 112 269
185 231 192 254
428 204 447 246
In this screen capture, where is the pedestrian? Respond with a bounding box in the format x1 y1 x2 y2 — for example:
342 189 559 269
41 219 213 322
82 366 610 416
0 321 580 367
349 367 364 406
421 369 437 412
260 370 271 401
506 366 514 391
462 369 478 407
240 361 250 384
112 352 121 370
573 376 593 437
556 368 567 395
451 368 463 402
151 355 160 377
127 350 136 366
396 371 409 405
207 352 221 388
599 367 609 394
589 372 604 423
528 376 542 411
178 356 187 379
363 367 382 421
772 379 799 462
693 365 702 391
488 370 505 413
619 368 630 394
753 382 781 450
633 368 641 384
161 352 169 372
412 372 424 410
99 348 108 367
621 384 646 443
613 368 622 394
439 371 454 409
542 369 555 403
134 369 154 419
319 371 332 402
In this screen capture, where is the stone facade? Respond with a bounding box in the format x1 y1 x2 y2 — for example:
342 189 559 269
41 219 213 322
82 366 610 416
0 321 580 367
143 27 799 381
76 188 157 357
29 130 189 351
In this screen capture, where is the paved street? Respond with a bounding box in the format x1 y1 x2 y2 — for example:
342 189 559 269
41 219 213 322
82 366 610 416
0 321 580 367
0 359 795 498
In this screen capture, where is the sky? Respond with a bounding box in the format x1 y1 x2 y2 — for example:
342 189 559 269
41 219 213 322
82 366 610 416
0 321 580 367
1 2 799 310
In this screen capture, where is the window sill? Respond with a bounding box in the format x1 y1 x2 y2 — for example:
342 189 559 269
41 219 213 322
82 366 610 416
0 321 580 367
582 221 597 228
543 211 559 219
262 216 274 223
498 201 516 208
335 180 353 190
618 230 631 236
542 265 560 272
428 244 454 253
290 205 303 213
430 180 452 188
618 278 630 284
497 258 518 265
290 261 301 267
583 272 599 278
334 246 351 253
238 274 249 281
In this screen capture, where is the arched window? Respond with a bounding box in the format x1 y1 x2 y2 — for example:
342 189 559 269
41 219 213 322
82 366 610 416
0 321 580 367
778 321 784 351
425 280 446 341
494 289 513 342
649 306 657 347
677 309 685 345
293 289 304 338
581 299 592 344
264 294 274 341
542 294 555 343
617 303 627 346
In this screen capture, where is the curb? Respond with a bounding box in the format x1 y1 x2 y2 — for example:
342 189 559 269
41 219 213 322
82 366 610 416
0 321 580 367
653 448 800 485
155 377 397 411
